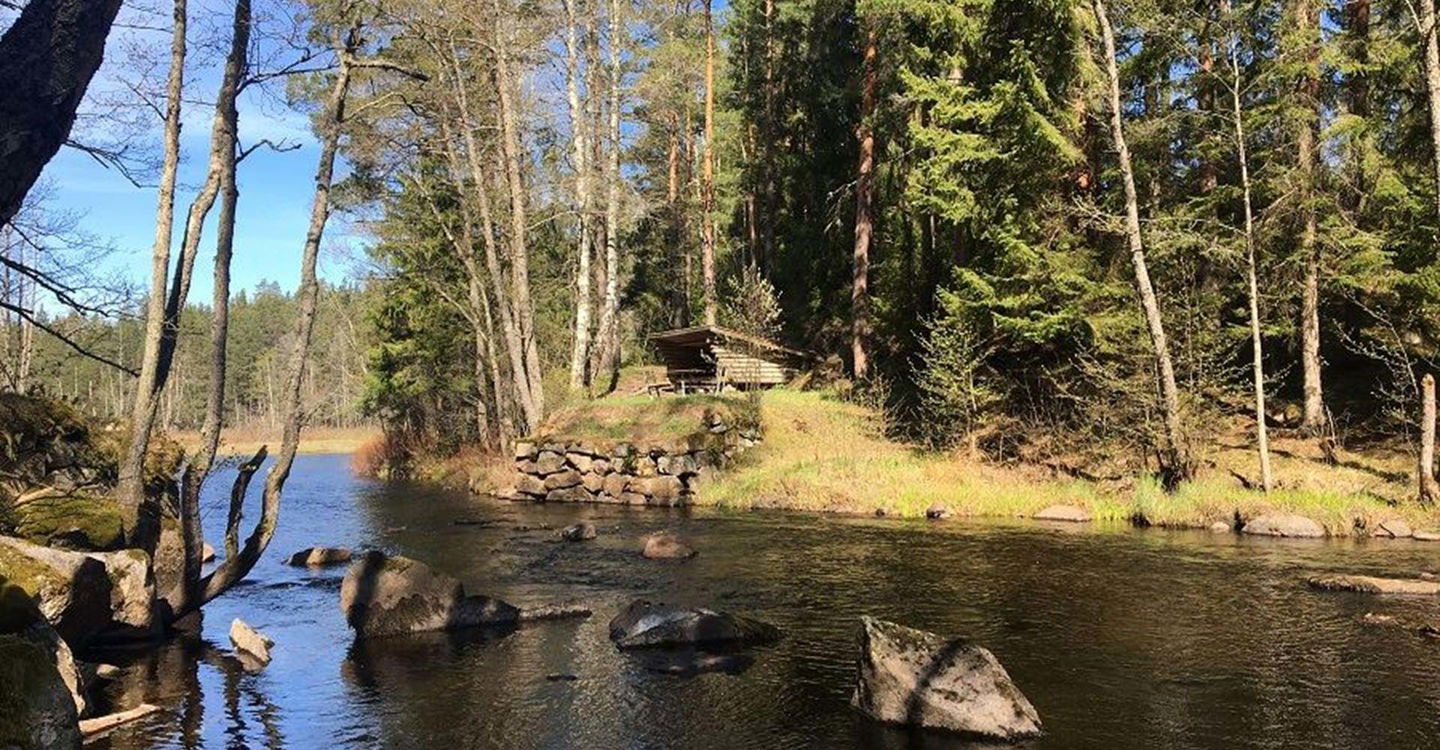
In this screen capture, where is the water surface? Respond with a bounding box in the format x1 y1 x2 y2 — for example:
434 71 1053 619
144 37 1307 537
93 454 1440 749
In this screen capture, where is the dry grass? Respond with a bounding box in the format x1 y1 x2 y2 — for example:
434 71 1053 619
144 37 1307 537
536 392 748 445
170 425 379 456
699 389 1440 534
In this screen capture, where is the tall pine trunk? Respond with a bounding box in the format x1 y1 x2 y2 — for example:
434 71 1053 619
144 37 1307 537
1229 25 1273 492
851 22 876 381
1293 0 1326 436
1421 0 1440 223
700 0 718 326
1094 0 1189 485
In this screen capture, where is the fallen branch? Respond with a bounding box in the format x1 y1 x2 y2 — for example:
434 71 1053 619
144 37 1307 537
80 703 161 740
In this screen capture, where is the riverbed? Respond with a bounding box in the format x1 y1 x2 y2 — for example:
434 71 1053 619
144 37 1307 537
91 454 1440 749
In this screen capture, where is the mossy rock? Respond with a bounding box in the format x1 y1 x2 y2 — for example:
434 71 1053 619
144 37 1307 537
0 537 157 648
0 634 81 749
3 491 126 551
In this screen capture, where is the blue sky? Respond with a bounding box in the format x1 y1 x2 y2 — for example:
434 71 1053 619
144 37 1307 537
34 2 359 304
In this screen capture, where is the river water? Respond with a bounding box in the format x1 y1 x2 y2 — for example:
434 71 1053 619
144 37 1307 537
89 453 1440 749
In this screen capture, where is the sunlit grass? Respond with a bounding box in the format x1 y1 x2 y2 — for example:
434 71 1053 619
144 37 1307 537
700 389 1440 535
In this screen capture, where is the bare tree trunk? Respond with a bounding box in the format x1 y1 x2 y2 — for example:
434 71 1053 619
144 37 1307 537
1423 373 1437 503
120 0 189 548
174 25 356 620
173 0 249 615
592 0 624 393
490 2 546 431
851 22 876 381
564 0 594 391
0 0 123 227
700 0 718 326
760 0 777 272
1093 0 1188 485
1229 30 1273 493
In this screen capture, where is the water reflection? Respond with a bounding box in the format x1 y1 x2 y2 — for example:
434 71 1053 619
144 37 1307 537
86 454 1440 749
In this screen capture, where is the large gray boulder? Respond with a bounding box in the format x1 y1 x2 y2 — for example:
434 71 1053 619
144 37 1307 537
1 580 82 747
339 551 518 637
608 600 778 649
0 536 156 647
1242 514 1325 538
851 617 1042 741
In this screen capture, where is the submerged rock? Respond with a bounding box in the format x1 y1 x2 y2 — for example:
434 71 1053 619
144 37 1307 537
851 616 1042 741
1241 514 1325 538
641 532 696 560
0 536 156 647
560 523 597 542
288 546 352 567
339 551 520 637
1033 504 1091 523
1308 574 1440 595
1209 521 1233 533
229 618 274 671
608 600 779 649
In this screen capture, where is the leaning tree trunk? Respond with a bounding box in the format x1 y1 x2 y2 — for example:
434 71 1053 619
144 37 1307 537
1229 31 1273 493
1093 0 1189 486
700 0 718 326
851 21 877 381
177 39 357 618
564 0 595 391
171 0 251 617
0 0 123 227
592 0 624 394
119 0 189 550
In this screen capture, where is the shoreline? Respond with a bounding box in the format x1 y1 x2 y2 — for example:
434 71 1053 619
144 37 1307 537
171 426 377 457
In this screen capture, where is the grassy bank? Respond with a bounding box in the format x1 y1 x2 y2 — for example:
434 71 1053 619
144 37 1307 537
698 390 1440 535
171 425 379 457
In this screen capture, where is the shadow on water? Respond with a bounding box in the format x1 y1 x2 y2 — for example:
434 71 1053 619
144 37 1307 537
85 454 1440 749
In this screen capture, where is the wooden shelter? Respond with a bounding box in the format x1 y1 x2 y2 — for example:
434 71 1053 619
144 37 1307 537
647 325 803 394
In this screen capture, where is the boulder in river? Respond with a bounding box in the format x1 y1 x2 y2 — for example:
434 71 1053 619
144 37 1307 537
1033 504 1091 523
925 503 951 520
851 616 1042 741
1307 574 1440 595
561 523 597 542
229 618 274 671
1241 514 1325 538
1415 530 1440 542
288 546 352 567
641 532 696 560
339 551 520 637
0 535 156 648
608 600 779 649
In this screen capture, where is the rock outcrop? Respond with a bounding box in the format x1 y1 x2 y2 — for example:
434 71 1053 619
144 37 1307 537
851 617 1042 741
229 618 274 671
1 576 82 748
1241 514 1325 538
608 600 778 649
288 547 352 567
0 536 156 648
1308 574 1440 595
339 551 518 637
1033 504 1091 523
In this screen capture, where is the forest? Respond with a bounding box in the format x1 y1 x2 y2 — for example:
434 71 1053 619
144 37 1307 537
7 0 1440 493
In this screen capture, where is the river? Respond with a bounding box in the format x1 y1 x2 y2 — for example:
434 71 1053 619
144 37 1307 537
89 453 1440 749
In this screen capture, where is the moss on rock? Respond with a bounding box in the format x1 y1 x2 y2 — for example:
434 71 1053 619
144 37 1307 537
6 491 126 551
0 634 81 749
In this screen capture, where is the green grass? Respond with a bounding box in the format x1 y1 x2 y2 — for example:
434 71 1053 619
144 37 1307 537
698 389 1440 535
536 393 751 445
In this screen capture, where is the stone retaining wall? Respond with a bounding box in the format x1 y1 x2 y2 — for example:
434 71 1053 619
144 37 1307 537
504 413 760 506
